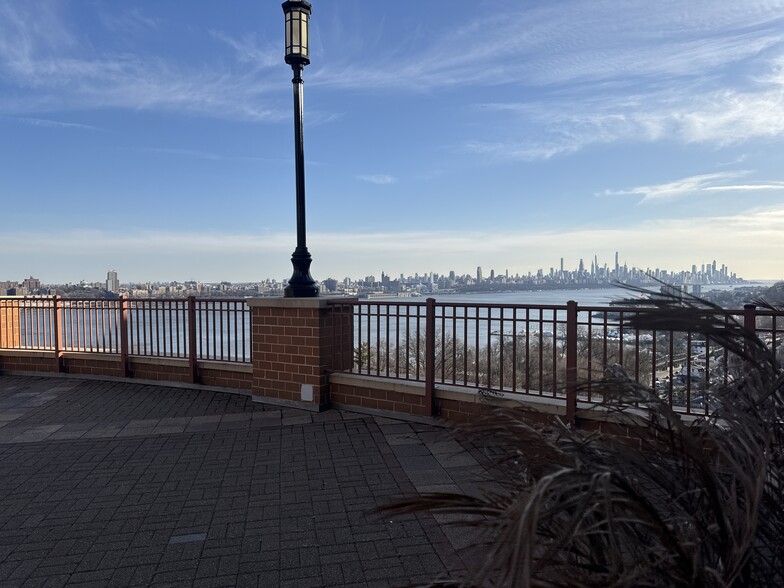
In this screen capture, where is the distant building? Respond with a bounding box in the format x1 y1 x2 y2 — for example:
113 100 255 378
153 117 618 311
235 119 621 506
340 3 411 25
106 270 119 293
22 276 41 293
476 266 483 283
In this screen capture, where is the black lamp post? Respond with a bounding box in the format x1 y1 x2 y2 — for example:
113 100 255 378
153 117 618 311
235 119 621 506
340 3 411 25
282 0 318 298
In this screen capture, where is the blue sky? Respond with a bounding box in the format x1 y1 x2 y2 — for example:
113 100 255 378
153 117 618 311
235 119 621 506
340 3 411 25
2 0 784 283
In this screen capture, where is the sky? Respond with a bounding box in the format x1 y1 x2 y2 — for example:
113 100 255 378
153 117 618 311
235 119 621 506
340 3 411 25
1 0 784 284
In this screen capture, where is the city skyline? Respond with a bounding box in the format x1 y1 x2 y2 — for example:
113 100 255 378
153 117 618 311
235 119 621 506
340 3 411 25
1 252 750 291
2 2 784 281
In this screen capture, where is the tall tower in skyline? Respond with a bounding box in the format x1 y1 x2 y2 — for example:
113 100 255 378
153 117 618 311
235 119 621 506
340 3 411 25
106 270 119 293
615 251 620 276
476 266 483 283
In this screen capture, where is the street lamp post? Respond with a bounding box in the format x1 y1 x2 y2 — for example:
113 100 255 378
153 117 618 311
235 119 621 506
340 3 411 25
282 0 318 298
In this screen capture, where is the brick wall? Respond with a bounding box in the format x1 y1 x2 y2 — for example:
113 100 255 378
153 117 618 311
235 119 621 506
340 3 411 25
130 357 192 384
0 349 250 393
330 377 430 417
199 362 252 390
62 353 124 378
0 350 56 373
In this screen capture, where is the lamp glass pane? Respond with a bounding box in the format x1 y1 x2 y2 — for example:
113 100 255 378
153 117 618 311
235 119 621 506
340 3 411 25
292 16 300 50
285 13 292 52
301 14 308 55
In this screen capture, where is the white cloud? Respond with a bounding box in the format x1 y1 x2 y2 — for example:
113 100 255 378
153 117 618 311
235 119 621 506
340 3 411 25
601 171 784 203
466 62 784 161
356 174 397 185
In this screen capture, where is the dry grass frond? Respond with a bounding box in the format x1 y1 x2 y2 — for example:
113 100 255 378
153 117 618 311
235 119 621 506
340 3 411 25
379 291 784 587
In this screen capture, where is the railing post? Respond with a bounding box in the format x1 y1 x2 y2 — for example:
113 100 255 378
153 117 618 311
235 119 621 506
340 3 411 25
743 303 757 336
425 297 436 416
565 300 578 425
188 296 199 384
119 295 130 377
744 303 757 357
53 295 64 373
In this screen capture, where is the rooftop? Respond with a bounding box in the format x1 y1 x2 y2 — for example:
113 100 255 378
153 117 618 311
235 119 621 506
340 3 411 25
0 375 490 587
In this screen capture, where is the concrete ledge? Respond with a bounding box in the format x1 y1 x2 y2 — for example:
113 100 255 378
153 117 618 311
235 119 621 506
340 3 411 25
131 356 188 368
0 349 54 359
247 296 357 310
61 351 121 362
436 385 568 416
198 360 252 373
330 372 426 396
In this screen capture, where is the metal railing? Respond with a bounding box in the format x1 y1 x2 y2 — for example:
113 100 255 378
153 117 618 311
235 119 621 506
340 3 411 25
4 295 782 419
339 299 783 417
0 296 251 364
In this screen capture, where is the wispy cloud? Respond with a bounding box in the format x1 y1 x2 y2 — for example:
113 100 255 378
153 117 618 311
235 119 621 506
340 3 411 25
315 1 784 91
0 2 285 122
143 147 290 164
465 60 784 161
356 174 396 185
100 9 160 34
210 30 279 69
600 171 784 203
0 115 101 131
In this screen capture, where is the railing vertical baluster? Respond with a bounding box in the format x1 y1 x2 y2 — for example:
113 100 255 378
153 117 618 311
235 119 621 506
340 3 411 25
384 304 390 378
498 309 504 392
120 295 130 377
395 306 401 378
566 300 578 425
414 305 420 380
53 296 63 372
511 308 517 392
188 296 198 383
425 298 436 416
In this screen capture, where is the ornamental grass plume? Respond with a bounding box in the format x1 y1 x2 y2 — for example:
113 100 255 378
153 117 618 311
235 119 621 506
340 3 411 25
380 291 784 587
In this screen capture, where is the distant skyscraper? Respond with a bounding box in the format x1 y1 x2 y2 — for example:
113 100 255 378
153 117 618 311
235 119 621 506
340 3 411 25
476 266 483 283
106 270 119 293
615 251 620 276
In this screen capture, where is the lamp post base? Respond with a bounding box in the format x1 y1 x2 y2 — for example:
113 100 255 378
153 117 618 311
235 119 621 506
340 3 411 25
284 247 319 297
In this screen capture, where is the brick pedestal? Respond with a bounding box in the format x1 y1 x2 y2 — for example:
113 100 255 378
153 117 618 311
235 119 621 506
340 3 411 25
248 297 355 410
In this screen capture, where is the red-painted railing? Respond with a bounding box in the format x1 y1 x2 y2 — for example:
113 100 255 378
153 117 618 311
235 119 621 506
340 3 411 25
0 296 251 363
335 299 784 417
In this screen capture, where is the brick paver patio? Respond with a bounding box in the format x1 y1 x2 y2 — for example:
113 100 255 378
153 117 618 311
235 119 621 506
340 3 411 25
0 375 492 587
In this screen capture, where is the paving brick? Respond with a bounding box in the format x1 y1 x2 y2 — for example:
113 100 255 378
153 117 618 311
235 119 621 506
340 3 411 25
0 375 491 587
